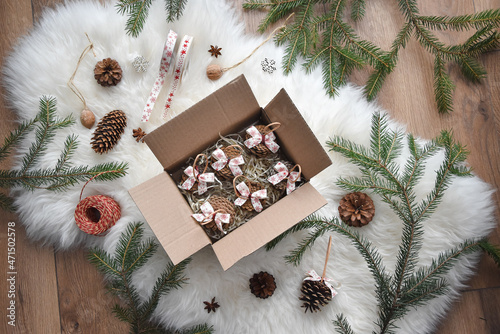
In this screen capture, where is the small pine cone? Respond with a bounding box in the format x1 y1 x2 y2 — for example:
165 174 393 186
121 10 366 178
338 192 375 227
203 196 236 235
299 280 332 313
238 180 267 212
249 271 276 299
90 110 127 154
94 58 122 87
271 161 294 193
211 146 244 180
245 125 275 157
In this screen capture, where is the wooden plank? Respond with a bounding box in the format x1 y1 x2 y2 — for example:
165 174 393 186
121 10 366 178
0 1 61 333
55 249 129 333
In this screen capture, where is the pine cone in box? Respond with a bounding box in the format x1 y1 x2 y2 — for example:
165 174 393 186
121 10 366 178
245 123 280 157
94 58 122 87
249 271 276 299
203 196 235 235
90 110 127 154
238 180 267 212
211 145 244 180
338 192 375 227
299 279 332 313
271 161 294 193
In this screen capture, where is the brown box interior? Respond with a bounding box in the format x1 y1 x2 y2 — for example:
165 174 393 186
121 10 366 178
129 75 332 270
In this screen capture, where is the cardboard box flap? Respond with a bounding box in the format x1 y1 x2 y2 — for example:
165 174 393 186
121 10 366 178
128 173 211 265
145 75 261 172
212 183 327 270
264 89 331 180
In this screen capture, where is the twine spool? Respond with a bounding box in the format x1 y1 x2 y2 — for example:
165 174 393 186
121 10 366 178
74 173 121 235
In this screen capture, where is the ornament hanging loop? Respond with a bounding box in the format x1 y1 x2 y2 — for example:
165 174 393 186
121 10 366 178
193 153 209 177
263 122 281 135
288 164 302 183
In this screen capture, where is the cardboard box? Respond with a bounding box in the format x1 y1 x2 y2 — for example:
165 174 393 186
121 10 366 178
129 75 332 270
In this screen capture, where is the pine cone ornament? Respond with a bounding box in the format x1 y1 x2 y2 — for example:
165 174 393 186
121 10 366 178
338 192 375 227
203 196 235 235
94 58 122 87
271 161 294 193
239 180 267 212
249 271 276 299
245 124 279 157
90 110 127 154
299 280 332 313
211 145 245 180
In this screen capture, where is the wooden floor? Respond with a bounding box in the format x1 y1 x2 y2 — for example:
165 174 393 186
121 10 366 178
0 0 499 333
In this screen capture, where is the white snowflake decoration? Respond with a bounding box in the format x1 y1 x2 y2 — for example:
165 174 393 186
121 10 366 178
261 58 276 74
132 56 149 72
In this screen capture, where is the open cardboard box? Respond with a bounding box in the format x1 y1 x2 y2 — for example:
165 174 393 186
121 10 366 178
129 75 332 270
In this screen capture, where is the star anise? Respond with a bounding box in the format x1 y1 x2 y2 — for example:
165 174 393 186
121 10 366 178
208 45 222 58
203 297 220 313
132 128 147 142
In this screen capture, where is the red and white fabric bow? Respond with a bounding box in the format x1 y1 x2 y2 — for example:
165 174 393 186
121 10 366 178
267 162 301 194
181 166 214 195
304 270 341 298
234 181 267 212
211 148 244 177
191 202 231 234
244 126 279 153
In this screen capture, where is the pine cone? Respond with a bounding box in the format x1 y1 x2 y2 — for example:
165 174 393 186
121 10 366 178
203 196 236 235
270 161 294 193
238 180 267 212
249 271 276 299
94 58 122 87
338 192 375 227
211 146 244 180
90 110 127 154
299 280 332 313
245 125 275 157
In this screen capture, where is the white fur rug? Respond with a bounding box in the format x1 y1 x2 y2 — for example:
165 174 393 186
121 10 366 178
3 0 496 333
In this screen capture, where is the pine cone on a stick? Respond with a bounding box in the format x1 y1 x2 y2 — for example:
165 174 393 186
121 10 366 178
91 110 127 154
94 58 122 87
299 280 332 313
338 192 375 227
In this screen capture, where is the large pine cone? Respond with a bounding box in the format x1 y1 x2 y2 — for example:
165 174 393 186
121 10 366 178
299 280 332 313
338 192 375 227
94 58 122 87
245 125 275 157
90 110 127 154
249 271 276 299
211 146 244 180
238 180 267 212
202 196 236 235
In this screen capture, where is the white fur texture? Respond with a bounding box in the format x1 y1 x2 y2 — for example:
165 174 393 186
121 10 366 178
2 0 496 333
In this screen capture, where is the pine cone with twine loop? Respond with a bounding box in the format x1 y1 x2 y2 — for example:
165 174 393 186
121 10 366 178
272 162 301 193
211 145 245 180
338 192 375 227
233 175 267 212
94 58 122 87
249 271 276 299
180 154 209 194
245 122 280 157
202 195 236 235
90 110 127 154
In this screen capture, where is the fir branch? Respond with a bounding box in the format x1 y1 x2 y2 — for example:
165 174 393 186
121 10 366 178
333 314 356 334
285 220 330 265
0 117 37 162
433 55 455 114
350 0 365 22
416 9 500 31
457 56 487 82
266 215 326 250
164 0 187 22
0 192 16 212
479 240 500 267
89 223 210 334
117 0 153 37
55 134 78 172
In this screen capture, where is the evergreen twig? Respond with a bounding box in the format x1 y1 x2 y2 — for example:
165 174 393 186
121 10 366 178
89 222 213 334
244 1 500 114
0 96 128 212
269 113 500 333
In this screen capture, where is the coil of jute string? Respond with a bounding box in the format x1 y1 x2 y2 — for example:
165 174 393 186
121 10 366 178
68 32 97 129
206 13 294 81
74 172 121 236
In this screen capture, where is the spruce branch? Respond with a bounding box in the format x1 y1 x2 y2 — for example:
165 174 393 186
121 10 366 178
89 222 211 334
0 97 128 211
274 113 500 333
246 0 500 114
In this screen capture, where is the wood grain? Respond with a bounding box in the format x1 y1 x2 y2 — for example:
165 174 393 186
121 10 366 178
0 0 498 333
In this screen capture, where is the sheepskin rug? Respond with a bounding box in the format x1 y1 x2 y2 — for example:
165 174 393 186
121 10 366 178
3 0 496 333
